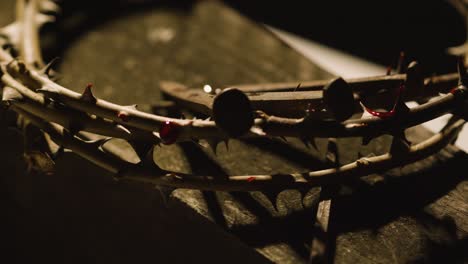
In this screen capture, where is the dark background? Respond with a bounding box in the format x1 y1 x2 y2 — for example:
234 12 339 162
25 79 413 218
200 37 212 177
52 0 466 73
226 0 465 74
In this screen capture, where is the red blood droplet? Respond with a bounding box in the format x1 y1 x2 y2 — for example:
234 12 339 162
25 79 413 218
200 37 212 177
247 177 255 182
160 120 180 145
117 111 129 122
450 87 459 94
363 107 396 119
363 84 405 119
386 66 392 75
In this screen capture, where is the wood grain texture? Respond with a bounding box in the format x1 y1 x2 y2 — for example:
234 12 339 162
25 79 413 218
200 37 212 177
0 1 466 263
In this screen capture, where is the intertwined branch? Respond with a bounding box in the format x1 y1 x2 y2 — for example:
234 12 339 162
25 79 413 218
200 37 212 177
1 0 466 191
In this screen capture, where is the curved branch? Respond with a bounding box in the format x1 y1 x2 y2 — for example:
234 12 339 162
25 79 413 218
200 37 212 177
118 118 467 190
13 102 465 191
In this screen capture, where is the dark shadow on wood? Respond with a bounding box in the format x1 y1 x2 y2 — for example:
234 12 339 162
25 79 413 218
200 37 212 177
242 138 326 170
225 0 465 75
224 148 468 262
179 141 229 229
309 185 339 264
227 204 316 258
0 127 271 263
332 150 467 233
230 191 273 220
414 213 467 263
176 140 321 259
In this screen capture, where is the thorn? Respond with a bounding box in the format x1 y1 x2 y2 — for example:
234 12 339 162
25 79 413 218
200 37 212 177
325 138 339 167
139 146 163 171
152 131 162 143
294 83 301 92
96 137 113 147
310 137 318 150
36 86 60 98
39 0 61 14
155 185 176 208
190 138 203 148
298 187 310 201
390 132 411 157
128 140 154 160
386 66 392 75
61 129 74 140
457 56 467 86
224 140 229 150
81 83 97 103
36 13 56 25
279 136 288 142
250 126 267 136
359 102 373 119
2 86 23 103
261 190 281 211
405 61 424 92
362 135 374 146
85 137 113 149
205 139 220 154
40 57 60 77
115 124 131 135
396 51 406 74
300 137 311 148
125 104 138 110
52 146 65 160
300 137 318 150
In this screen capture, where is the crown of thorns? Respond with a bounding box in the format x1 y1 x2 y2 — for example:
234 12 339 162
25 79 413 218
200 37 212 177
1 0 467 192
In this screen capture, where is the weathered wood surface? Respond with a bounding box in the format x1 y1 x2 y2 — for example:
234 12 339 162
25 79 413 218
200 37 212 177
0 1 466 263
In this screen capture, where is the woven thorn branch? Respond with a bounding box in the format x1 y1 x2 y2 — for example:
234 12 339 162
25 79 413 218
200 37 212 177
1 0 467 192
